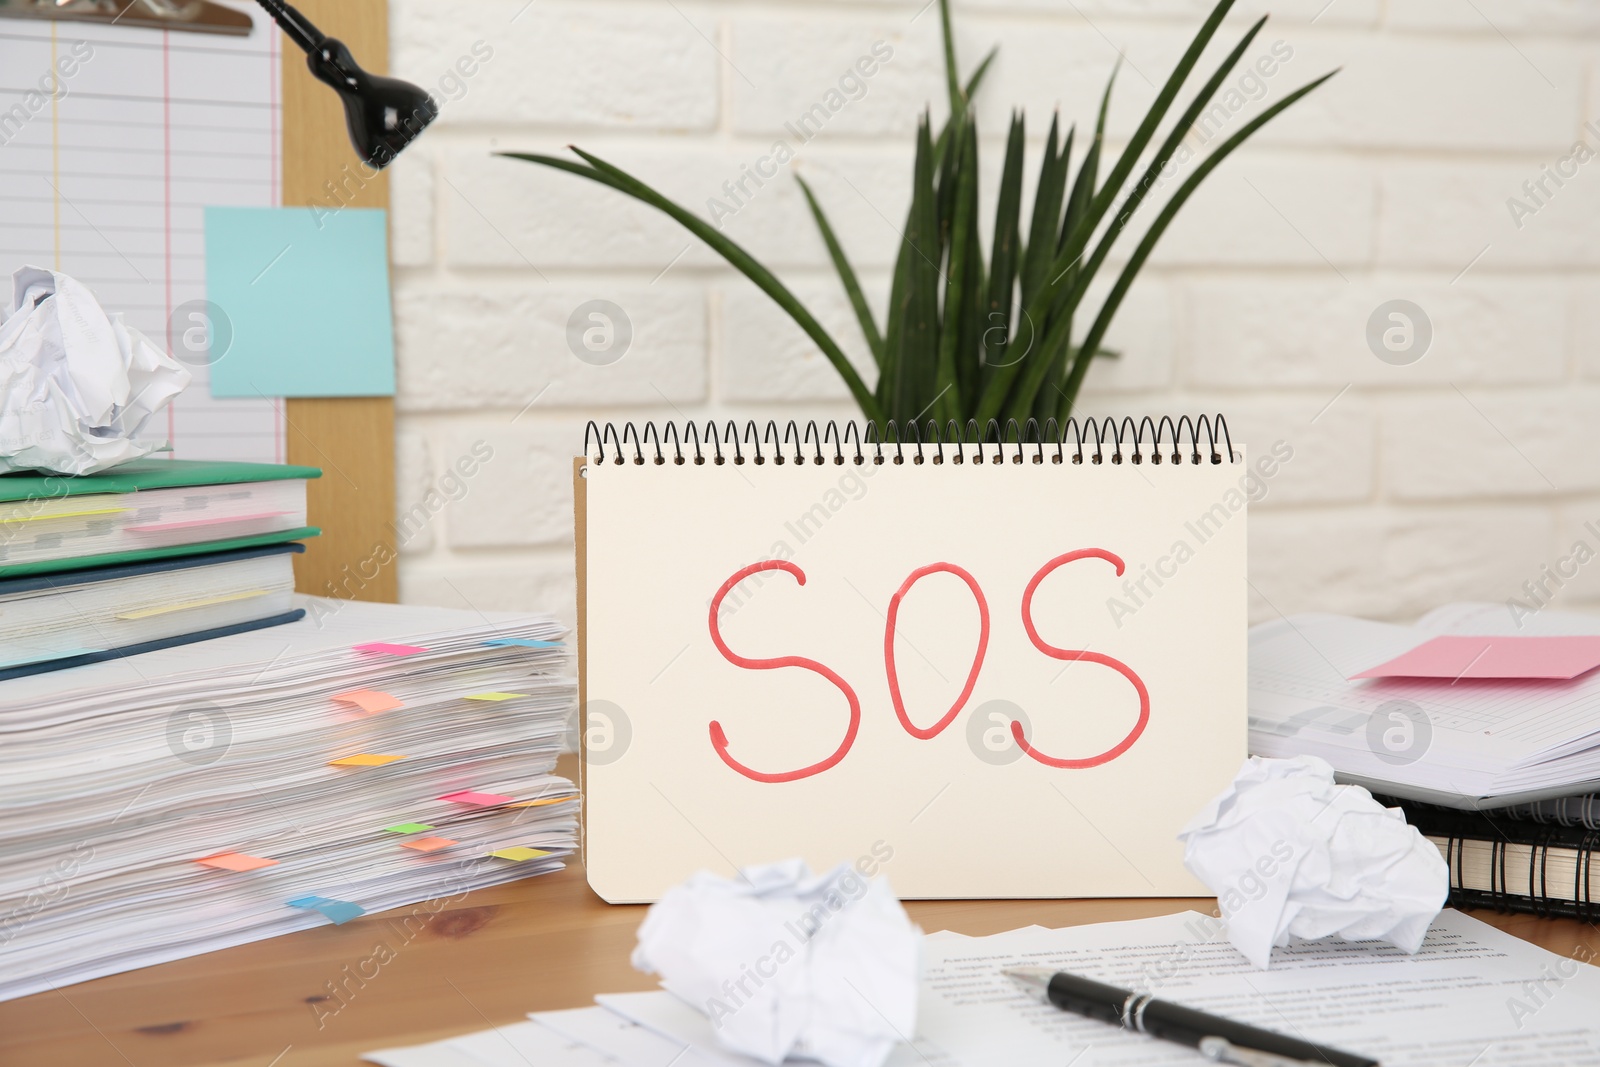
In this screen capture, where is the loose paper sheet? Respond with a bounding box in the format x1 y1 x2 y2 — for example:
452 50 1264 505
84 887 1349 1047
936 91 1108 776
583 451 1250 899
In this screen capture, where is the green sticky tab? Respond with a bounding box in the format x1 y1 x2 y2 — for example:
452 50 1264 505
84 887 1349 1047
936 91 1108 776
383 822 433 834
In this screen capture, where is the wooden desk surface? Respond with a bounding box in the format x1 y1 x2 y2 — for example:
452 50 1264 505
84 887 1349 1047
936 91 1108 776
4 769 1597 1067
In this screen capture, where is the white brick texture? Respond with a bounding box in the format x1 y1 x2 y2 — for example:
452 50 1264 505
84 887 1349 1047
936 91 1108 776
389 0 1600 626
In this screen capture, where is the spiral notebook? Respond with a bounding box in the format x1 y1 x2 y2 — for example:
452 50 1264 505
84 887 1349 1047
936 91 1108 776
576 419 1253 900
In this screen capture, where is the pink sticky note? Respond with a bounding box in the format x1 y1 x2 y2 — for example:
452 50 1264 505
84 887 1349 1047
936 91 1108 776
354 642 428 656
438 790 514 807
331 689 404 714
1353 635 1600 681
196 852 278 872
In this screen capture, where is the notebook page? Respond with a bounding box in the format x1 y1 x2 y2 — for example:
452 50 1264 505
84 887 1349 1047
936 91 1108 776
1249 614 1600 794
0 4 285 463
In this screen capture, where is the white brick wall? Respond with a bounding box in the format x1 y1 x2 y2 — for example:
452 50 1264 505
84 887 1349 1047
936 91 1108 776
384 0 1600 630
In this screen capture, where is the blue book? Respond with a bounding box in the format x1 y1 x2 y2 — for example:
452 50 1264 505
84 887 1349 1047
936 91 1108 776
0 543 306 681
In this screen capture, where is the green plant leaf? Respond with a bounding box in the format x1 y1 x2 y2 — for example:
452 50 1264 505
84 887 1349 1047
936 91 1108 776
978 0 1240 422
1057 69 1340 419
938 0 963 120
889 116 943 421
796 175 884 366
1013 15 1270 416
498 148 883 423
937 120 980 422
1019 115 1070 306
965 47 998 101
981 111 1026 396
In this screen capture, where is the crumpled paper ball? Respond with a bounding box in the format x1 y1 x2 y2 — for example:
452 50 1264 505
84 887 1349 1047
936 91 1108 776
633 857 920 1067
1179 755 1449 969
0 265 190 475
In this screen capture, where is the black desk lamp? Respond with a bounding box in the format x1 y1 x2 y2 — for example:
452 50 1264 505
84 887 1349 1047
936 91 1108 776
253 0 437 169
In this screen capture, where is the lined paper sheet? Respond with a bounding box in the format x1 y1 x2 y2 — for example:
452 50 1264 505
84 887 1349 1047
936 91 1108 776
0 2 286 462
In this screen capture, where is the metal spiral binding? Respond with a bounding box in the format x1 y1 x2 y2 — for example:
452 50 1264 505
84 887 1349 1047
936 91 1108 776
583 416 1239 467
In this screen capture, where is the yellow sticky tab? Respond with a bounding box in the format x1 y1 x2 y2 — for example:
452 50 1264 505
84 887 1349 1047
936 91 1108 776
464 692 528 702
1 505 129 525
507 796 570 808
488 847 552 861
329 754 406 767
118 589 271 621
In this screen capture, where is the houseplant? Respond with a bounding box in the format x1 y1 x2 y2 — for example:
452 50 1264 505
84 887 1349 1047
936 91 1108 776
504 0 1333 431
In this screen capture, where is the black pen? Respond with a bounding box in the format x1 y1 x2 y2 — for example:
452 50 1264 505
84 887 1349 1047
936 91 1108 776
1004 967 1380 1067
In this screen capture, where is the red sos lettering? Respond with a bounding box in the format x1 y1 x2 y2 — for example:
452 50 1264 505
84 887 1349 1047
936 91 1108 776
706 552 1149 782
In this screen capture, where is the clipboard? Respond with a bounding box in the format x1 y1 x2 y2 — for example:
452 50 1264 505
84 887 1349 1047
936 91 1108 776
0 0 252 35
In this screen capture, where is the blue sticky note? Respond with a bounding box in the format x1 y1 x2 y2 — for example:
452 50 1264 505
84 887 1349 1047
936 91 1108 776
314 900 366 925
485 638 563 649
205 206 396 398
288 895 366 925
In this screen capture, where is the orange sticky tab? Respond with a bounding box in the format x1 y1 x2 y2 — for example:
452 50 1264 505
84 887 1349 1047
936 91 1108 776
507 797 571 808
331 689 403 714
488 847 552 861
400 836 458 853
196 852 277 872
329 754 406 767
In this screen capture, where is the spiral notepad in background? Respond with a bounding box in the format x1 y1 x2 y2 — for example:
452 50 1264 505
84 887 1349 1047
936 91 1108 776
576 418 1252 901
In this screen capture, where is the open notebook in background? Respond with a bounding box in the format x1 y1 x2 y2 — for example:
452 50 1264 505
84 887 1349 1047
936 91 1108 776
1250 602 1600 808
0 3 286 462
362 909 1600 1067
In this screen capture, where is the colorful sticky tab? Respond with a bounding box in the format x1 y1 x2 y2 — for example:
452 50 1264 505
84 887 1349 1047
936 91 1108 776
507 797 571 808
126 511 292 533
196 852 278 872
400 836 459 853
484 638 562 649
316 900 366 924
331 689 403 714
464 692 527 702
438 790 514 807
487 846 553 861
353 642 428 656
383 822 434 834
328 753 406 767
288 895 366 924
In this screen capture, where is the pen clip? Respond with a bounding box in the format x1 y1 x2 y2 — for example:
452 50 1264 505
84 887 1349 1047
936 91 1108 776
1198 1036 1327 1067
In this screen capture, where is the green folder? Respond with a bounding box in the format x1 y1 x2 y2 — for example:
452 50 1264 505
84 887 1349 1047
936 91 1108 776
0 459 321 500
0 459 323 578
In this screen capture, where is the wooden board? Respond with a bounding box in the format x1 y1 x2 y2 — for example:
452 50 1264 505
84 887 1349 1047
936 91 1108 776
282 0 398 603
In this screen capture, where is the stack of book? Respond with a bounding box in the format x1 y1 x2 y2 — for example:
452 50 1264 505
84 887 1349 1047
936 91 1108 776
1250 600 1600 918
0 458 579 1001
0 597 578 1001
0 458 322 678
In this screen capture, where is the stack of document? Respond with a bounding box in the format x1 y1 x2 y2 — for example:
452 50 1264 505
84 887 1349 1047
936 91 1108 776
1250 601 1600 806
0 598 577 1002
364 909 1600 1066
